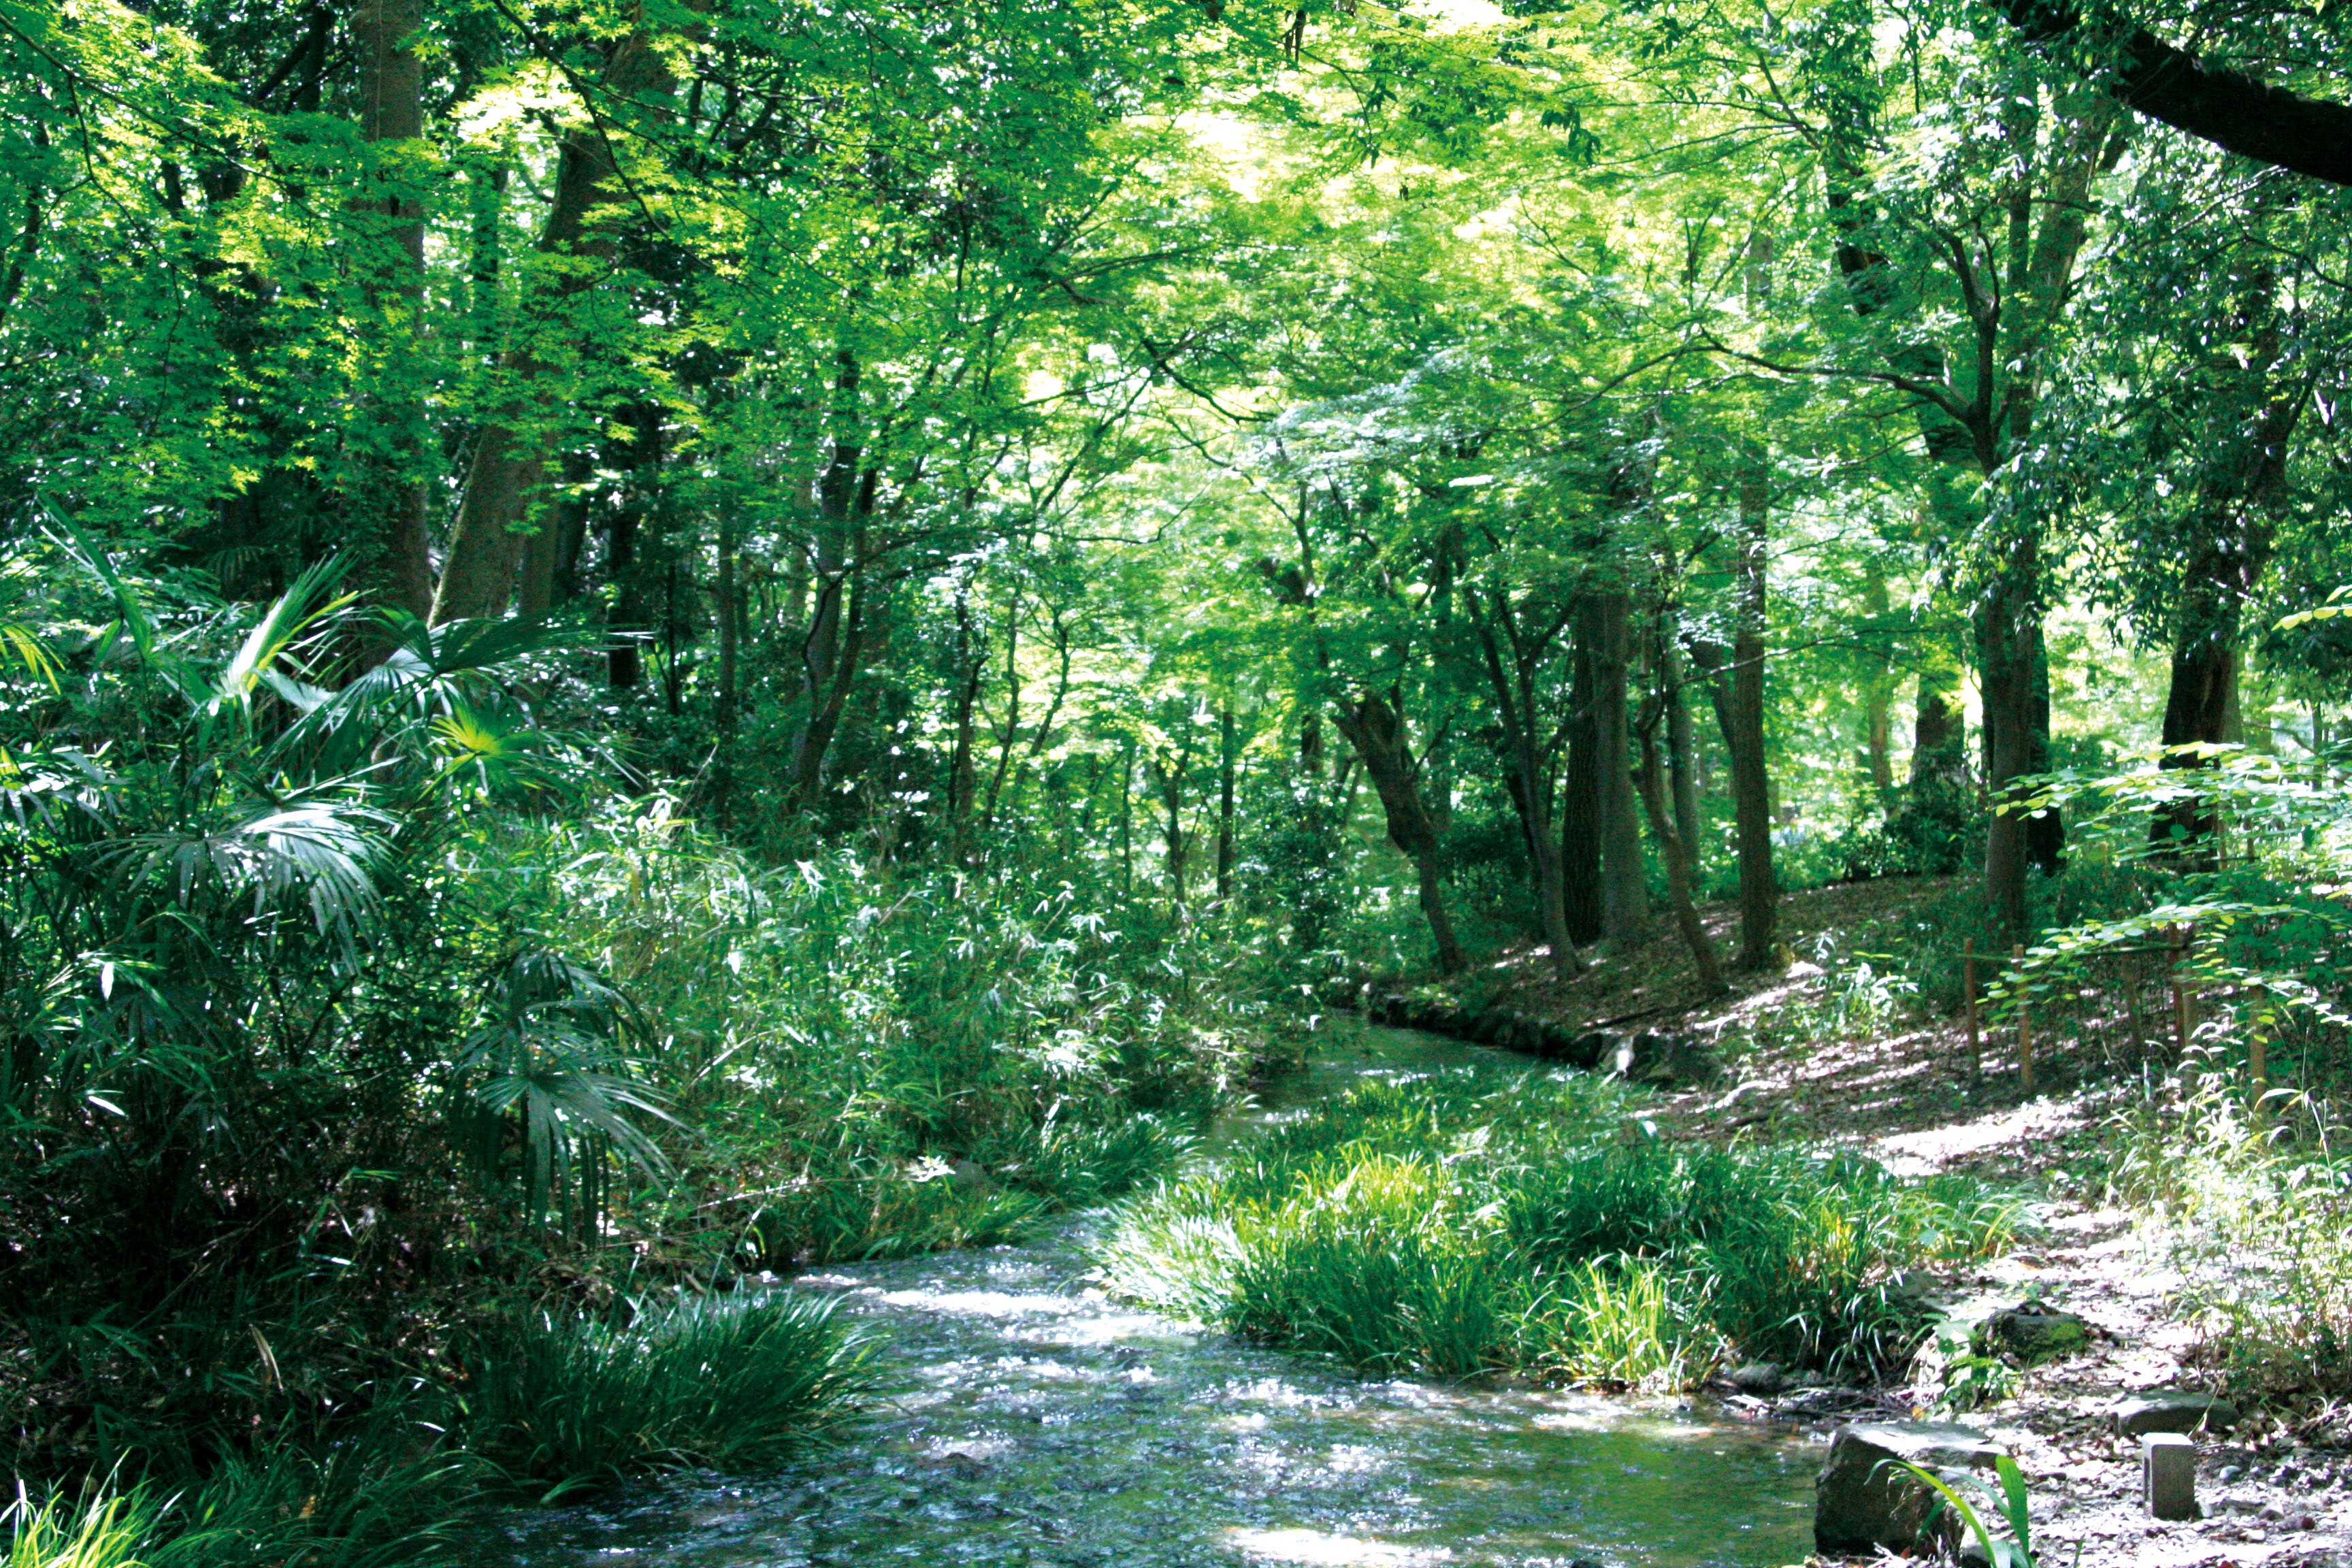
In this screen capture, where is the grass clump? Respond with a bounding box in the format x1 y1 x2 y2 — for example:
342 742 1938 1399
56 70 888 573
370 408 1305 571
2112 1083 2352 1400
4 1431 473 1568
1094 1068 2014 1388
461 1291 873 1494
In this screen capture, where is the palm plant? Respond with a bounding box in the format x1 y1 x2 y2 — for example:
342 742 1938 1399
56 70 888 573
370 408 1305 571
0 519 666 1483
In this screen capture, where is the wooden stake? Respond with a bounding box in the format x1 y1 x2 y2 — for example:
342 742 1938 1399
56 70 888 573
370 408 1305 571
2171 928 2194 1058
2248 984 2268 1098
1963 939 1981 1084
2014 943 2034 1092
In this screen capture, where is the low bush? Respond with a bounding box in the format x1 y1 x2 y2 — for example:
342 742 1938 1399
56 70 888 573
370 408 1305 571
459 1291 874 1495
2111 1082 2352 1399
1094 1069 2015 1388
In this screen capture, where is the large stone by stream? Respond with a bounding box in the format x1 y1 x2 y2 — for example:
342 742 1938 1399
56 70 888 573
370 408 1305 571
1814 1420 2010 1554
1972 1301 2091 1364
2112 1391 2240 1437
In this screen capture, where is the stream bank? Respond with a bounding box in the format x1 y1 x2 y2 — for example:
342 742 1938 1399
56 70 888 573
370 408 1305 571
461 1025 1812 1568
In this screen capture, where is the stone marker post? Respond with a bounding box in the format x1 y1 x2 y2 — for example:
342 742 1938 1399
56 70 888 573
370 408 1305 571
2142 1433 2197 1520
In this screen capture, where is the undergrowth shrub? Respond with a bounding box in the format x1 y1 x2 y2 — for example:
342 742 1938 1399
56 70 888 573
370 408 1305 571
2112 1081 2352 1400
0 541 1280 1556
1095 1069 2015 1389
514 808 1269 1264
459 1292 872 1494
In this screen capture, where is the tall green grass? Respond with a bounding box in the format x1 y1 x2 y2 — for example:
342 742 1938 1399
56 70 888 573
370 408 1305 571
460 1291 874 1494
1094 1070 2016 1388
2111 1081 2352 1398
5 1290 872 1567
4 1432 472 1568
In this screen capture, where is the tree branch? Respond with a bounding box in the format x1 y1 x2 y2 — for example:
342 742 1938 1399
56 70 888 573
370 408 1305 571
1993 0 2352 186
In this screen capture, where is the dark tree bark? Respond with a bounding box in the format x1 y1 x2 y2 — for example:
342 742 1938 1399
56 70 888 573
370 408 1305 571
1727 447 1778 966
783 355 877 810
1477 591 1584 979
1818 82 2119 947
1978 547 2046 948
1558 619 1605 945
713 483 740 828
351 0 431 621
1215 700 1239 904
1993 0 2352 188
1861 566 1897 804
1911 679 1967 789
1333 691 1467 975
1155 732 1192 911
431 31 672 624
943 589 984 860
979 591 1024 846
1590 590 1650 947
2153 271 2305 855
1636 708 1730 998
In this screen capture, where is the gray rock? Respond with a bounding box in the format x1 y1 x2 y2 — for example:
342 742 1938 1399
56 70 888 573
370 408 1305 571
2111 1392 2240 1437
1600 1030 1721 1087
1727 1360 1784 1395
1815 1420 2009 1554
1972 1303 2090 1365
1571 1030 1624 1071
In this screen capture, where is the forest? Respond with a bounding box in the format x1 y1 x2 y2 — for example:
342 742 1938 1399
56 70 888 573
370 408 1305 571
4 0 2352 1561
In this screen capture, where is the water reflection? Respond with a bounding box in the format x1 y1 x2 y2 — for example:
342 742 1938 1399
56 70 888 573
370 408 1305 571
460 1026 1812 1568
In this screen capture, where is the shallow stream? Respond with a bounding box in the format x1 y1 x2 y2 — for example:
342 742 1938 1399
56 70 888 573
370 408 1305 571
463 1025 1814 1568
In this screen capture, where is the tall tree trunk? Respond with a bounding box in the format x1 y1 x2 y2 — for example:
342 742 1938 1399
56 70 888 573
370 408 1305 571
785 353 873 809
1478 600 1582 978
979 587 1022 841
1861 564 1896 804
1117 734 1135 898
2153 310 2301 855
1590 591 1649 947
713 483 740 827
943 589 984 861
1666 642 1701 853
1636 713 1730 997
1215 700 1239 904
1333 691 1467 975
1910 677 1966 789
1158 742 1190 911
1728 448 1777 966
430 32 672 624
1978 545 2043 949
352 0 431 619
1559 613 1605 945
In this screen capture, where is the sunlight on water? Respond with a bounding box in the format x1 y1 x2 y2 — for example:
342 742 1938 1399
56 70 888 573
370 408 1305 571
1222 1526 1445 1565
459 1026 1814 1568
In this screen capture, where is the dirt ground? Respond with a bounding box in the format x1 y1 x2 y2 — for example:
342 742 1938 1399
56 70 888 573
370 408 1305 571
1465 878 2352 1568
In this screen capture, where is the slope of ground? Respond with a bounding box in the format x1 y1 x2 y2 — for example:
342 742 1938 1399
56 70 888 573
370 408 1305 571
1412 877 2352 1568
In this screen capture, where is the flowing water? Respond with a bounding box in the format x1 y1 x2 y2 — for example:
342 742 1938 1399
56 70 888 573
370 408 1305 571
463 1025 1814 1568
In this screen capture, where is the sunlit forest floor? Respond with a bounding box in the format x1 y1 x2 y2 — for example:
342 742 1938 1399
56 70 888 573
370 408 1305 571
1453 877 2352 1565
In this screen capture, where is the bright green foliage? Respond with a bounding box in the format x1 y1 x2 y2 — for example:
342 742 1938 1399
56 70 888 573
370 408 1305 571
2111 1085 2352 1398
2 1490 152 1568
1095 1070 2015 1386
1895 1455 2046 1568
459 1293 874 1494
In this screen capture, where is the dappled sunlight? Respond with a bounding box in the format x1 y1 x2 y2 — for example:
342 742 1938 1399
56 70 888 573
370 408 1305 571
1222 1526 1447 1565
474 1049 1815 1568
1872 1099 2089 1177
